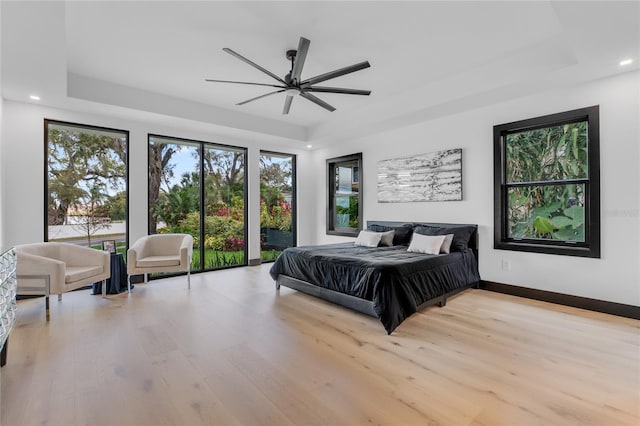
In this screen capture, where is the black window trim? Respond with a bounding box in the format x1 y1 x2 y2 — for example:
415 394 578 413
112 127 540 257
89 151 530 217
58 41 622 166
259 149 297 261
44 119 130 250
147 133 249 272
326 153 363 237
493 105 600 258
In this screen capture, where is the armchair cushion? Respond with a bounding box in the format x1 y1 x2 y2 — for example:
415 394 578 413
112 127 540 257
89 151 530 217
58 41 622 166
65 265 104 283
127 234 193 275
136 255 180 268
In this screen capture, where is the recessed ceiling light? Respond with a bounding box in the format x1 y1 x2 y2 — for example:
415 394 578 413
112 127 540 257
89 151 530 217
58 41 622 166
619 58 633 66
29 95 40 101
306 144 312 149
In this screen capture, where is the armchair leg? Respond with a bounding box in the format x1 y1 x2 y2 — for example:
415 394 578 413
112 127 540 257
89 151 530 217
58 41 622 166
102 279 106 298
58 294 62 302
187 268 191 289
45 276 50 321
144 273 148 284
17 274 51 320
127 275 131 293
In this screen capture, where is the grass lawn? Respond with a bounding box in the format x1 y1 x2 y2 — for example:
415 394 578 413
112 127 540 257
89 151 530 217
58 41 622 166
192 248 244 268
89 244 281 269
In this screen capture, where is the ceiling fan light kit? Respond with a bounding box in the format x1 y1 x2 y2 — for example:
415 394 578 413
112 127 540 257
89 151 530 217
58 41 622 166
205 37 371 115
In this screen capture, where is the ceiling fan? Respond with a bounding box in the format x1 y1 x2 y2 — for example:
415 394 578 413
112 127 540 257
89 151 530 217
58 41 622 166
205 37 371 115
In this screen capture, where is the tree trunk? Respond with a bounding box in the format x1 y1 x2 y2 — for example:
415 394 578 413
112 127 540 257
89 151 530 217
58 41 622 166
148 143 175 234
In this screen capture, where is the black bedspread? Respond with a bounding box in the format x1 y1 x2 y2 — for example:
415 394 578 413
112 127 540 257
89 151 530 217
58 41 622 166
269 243 480 333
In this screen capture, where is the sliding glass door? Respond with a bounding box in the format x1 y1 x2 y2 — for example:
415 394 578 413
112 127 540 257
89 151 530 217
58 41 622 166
260 151 296 262
148 135 247 271
202 144 246 268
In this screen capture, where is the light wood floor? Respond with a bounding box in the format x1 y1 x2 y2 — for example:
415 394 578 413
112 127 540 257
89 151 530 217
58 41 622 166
1 264 638 426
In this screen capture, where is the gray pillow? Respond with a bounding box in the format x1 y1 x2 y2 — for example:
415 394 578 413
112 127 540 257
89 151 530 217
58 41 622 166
378 230 395 247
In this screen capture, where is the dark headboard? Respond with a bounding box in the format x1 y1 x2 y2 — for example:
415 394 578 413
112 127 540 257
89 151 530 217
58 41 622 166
366 220 479 260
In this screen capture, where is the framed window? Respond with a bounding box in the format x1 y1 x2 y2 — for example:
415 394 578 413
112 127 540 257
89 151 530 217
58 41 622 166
45 120 128 252
148 134 247 272
260 151 296 263
327 153 362 236
493 106 600 258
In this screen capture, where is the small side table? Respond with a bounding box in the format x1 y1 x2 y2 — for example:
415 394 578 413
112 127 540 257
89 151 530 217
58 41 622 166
92 253 131 295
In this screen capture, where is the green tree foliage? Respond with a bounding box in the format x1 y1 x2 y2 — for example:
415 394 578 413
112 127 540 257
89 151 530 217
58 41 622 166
48 127 126 227
335 196 359 229
153 144 247 260
259 154 293 231
202 148 245 209
259 155 294 254
260 199 292 231
170 211 244 252
102 191 127 221
154 172 199 228
507 122 587 241
259 155 292 192
260 181 285 210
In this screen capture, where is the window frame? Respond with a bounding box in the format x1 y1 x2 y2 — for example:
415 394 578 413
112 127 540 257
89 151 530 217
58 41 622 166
493 106 600 258
259 150 297 262
326 153 363 237
147 133 248 272
44 119 130 250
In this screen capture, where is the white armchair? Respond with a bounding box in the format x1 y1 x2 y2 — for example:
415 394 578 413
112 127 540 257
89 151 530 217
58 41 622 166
127 234 193 290
15 242 111 319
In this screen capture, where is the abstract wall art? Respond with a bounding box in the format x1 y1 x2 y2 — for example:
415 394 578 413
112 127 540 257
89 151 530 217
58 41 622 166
377 148 462 202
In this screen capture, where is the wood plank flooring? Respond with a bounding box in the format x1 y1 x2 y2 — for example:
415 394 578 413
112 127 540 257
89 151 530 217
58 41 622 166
1 264 638 425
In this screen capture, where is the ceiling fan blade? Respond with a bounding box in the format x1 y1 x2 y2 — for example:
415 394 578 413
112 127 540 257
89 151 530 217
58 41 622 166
223 47 287 84
291 37 310 82
306 86 371 96
299 92 336 112
205 79 285 89
283 95 294 115
237 89 286 106
301 61 370 87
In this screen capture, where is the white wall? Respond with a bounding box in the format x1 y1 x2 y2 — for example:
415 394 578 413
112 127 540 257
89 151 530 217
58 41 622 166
0 1 3 251
0 97 3 252
2 71 637 305
0 101 310 261
310 71 640 306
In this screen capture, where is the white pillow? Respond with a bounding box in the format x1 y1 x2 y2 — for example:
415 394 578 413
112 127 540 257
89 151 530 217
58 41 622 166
407 233 446 255
354 230 383 247
440 234 454 254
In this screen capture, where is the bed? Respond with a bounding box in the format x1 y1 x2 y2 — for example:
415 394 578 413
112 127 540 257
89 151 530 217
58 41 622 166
269 221 481 334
